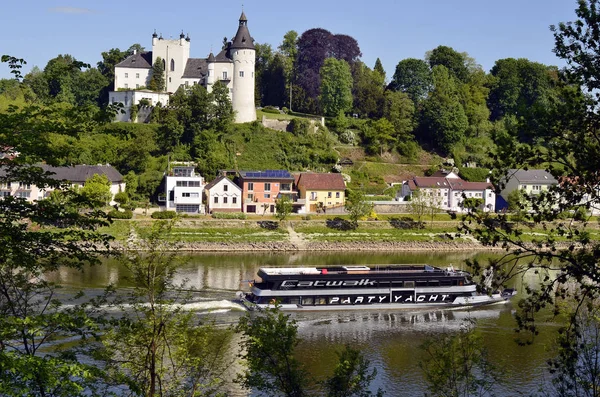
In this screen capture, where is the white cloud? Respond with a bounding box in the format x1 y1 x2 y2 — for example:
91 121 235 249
48 6 97 14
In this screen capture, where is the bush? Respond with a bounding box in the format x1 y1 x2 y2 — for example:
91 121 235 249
151 210 177 219
458 167 491 182
262 106 281 114
107 209 133 219
258 221 279 230
326 217 357 231
288 118 310 136
302 214 312 221
389 216 424 229
339 130 355 144
211 212 247 220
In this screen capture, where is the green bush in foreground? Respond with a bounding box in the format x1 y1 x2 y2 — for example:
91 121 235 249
211 212 247 220
108 209 133 219
151 210 177 219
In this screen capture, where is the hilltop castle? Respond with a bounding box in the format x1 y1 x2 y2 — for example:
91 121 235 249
109 12 256 123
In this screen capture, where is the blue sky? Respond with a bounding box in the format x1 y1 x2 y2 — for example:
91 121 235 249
0 0 579 80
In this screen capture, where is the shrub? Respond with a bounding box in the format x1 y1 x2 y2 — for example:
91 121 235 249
302 214 312 221
458 167 491 182
107 209 133 219
326 217 357 231
212 212 247 220
114 191 129 206
258 221 279 230
262 106 281 114
389 216 424 230
288 118 310 136
151 210 177 219
339 130 355 144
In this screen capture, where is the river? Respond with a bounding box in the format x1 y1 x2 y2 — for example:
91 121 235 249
46 251 559 396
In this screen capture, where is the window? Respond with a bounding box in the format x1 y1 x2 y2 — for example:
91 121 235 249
182 192 199 198
232 197 237 204
222 71 228 80
124 83 128 89
169 77 171 82
173 167 192 177
17 191 30 198
0 191 10 197
281 183 291 191
213 196 219 204
248 182 254 191
125 73 128 78
311 192 317 200
19 182 31 190
136 84 139 89
264 183 271 191
239 71 244 77
170 59 175 72
136 73 139 78
328 192 332 198
223 197 228 204
175 204 199 213
185 81 189 86
247 193 254 201
264 193 271 199
224 185 228 192
336 192 340 198
488 193 492 198
247 205 256 213
0 182 9 189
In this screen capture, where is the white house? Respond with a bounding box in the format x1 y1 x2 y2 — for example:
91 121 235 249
500 169 557 200
162 163 205 214
401 175 495 212
110 90 169 122
109 11 256 123
204 175 242 213
0 164 125 205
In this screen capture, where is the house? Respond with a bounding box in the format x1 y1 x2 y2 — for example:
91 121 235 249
110 11 256 123
401 174 495 212
238 170 295 214
500 169 557 200
0 164 125 204
204 175 242 213
295 173 346 213
162 162 205 214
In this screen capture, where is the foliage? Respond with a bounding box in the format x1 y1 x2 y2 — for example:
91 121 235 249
352 61 384 119
426 45 471 83
275 194 293 221
323 345 384 397
288 117 310 136
81 173 113 208
420 320 502 397
211 211 247 219
320 58 354 117
148 57 165 92
407 189 429 224
345 189 374 226
107 208 133 219
457 167 490 182
151 210 177 219
99 221 232 397
236 306 310 397
114 191 129 206
388 58 432 104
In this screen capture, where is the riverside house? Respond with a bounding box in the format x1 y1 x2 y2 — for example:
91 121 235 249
161 162 205 214
0 164 125 205
204 175 242 213
295 172 346 213
500 169 557 200
238 170 295 214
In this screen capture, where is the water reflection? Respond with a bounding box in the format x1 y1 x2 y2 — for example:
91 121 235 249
45 251 557 396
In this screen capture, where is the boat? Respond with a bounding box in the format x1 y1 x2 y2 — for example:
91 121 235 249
237 265 516 311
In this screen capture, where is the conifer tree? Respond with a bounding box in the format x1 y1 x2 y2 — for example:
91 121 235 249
148 56 165 92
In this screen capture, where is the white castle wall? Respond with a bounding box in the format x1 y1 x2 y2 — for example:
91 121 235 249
232 48 256 123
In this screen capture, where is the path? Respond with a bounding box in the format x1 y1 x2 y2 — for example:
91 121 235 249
286 222 307 250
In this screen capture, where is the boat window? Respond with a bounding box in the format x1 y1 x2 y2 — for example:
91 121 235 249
289 298 300 305
428 280 440 287
452 280 458 286
404 281 415 288
440 280 452 286
302 297 314 306
315 297 327 305
416 281 428 287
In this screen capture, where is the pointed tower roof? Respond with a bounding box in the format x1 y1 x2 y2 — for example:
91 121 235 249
207 52 216 62
230 11 254 50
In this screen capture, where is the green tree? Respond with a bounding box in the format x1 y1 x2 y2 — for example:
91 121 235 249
389 58 432 104
100 221 232 397
97 47 128 86
426 45 470 83
236 306 310 397
420 65 468 154
352 61 384 119
320 58 353 117
373 58 386 82
275 194 293 221
420 321 502 397
408 189 429 225
323 345 384 397
345 189 374 226
382 90 416 139
148 57 165 92
361 118 396 155
81 173 112 207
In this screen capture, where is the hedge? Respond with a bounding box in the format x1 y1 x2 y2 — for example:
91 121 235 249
211 212 247 220
151 210 177 219
107 209 133 219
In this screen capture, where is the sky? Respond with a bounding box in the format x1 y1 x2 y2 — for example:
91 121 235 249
0 0 580 81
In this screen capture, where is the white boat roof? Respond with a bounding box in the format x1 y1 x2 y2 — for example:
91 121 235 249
259 267 322 275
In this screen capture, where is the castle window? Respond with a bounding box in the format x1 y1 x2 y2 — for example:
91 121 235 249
136 73 139 78
169 77 171 82
170 59 175 72
185 81 189 86
162 59 166 70
222 71 228 80
125 73 128 78
239 71 244 77
124 83 128 89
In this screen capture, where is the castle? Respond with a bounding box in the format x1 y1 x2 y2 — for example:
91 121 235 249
109 12 256 124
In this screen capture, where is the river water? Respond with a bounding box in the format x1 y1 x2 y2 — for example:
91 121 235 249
47 251 559 396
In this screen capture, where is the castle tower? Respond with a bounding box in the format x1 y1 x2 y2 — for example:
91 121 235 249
230 11 256 123
207 52 215 86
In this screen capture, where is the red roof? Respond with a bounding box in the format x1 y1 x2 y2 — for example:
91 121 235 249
297 173 346 190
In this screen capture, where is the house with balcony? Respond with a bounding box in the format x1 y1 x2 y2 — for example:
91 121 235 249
238 170 295 214
295 173 346 213
204 175 242 213
0 164 125 204
401 174 495 212
162 162 205 214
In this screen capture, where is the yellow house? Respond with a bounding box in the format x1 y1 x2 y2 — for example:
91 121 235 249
295 173 346 213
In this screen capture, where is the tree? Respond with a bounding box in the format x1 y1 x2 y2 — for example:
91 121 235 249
459 0 600 342
426 45 470 83
148 57 165 92
420 320 502 397
345 189 374 226
97 47 128 85
408 189 428 225
320 58 353 117
236 306 310 397
420 65 468 154
352 61 384 119
389 58 432 104
361 118 396 155
100 221 232 397
382 90 416 140
373 58 386 83
81 173 112 207
275 194 293 221
323 345 384 397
